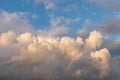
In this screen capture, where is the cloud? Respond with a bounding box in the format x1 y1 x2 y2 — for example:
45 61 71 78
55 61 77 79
62 3 79 12
38 15 80 36
0 10 33 34
50 15 80 27
77 18 120 36
0 31 16 46
90 48 110 78
85 31 103 49
0 10 69 37
34 0 55 10
0 10 119 80
77 18 120 58
0 29 119 80
103 38 120 57
101 18 120 34
38 26 68 36
87 0 120 10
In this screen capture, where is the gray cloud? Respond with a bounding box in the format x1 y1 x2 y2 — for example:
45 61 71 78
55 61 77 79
77 18 120 36
103 38 120 57
101 18 120 34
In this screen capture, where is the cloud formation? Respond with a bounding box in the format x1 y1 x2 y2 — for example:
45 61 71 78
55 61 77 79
0 29 119 80
77 18 120 60
0 10 119 80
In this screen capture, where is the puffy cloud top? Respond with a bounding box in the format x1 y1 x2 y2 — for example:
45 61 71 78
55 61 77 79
0 30 119 80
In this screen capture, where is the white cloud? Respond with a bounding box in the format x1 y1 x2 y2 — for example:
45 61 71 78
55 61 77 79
50 16 80 27
0 30 118 80
0 31 16 46
85 31 103 49
0 10 33 34
34 0 55 10
91 48 110 78
37 15 80 36
38 26 68 36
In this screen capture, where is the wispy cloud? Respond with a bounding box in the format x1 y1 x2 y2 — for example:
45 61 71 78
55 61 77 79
34 0 56 10
87 0 120 10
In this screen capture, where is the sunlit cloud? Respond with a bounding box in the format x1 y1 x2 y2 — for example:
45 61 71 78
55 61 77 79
0 1 120 79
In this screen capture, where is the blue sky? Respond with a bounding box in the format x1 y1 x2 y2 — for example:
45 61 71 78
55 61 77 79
0 0 119 36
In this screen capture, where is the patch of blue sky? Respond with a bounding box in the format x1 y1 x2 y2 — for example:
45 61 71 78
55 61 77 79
0 0 119 36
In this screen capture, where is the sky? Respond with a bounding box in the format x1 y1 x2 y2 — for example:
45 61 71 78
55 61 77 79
0 0 120 80
0 0 119 35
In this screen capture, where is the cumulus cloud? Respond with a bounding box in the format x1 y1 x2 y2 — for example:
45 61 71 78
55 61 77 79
91 48 110 78
0 29 119 80
0 10 33 34
77 18 120 59
0 10 119 80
